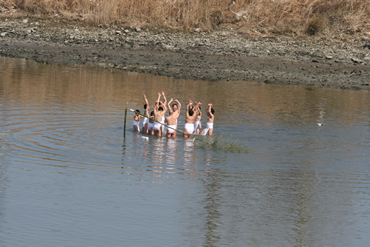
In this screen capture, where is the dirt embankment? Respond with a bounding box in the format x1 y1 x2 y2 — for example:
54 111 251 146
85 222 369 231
1 18 370 90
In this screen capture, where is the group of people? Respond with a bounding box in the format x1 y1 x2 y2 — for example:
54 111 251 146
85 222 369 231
133 92 214 138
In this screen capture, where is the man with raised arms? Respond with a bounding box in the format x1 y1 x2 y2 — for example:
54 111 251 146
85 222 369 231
168 99 179 116
160 91 167 134
147 111 155 135
165 99 181 138
194 106 202 134
201 103 214 136
141 94 150 134
152 91 167 137
183 100 202 138
167 98 180 132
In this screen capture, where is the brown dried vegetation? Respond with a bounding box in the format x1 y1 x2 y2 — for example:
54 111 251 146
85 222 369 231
1 0 370 36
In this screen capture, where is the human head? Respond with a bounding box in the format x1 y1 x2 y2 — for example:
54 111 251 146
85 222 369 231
189 108 194 116
172 103 178 111
150 111 154 116
144 104 147 109
158 107 164 111
211 108 215 115
135 109 140 115
197 106 201 115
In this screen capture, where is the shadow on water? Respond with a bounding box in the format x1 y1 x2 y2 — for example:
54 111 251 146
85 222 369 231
203 168 223 246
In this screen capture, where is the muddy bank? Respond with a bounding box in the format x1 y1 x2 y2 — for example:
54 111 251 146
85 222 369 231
1 18 370 90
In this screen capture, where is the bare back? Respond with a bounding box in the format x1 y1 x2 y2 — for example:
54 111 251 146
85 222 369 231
154 110 166 122
185 102 199 124
207 113 214 123
185 114 196 124
153 95 167 123
195 109 202 121
207 105 214 123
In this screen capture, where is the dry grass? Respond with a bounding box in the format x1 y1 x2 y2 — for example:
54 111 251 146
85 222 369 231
1 0 370 36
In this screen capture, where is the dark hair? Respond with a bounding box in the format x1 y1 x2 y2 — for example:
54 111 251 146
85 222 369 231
189 109 194 116
211 108 215 115
158 107 164 111
135 109 140 114
199 106 201 110
144 104 147 109
150 111 154 116
172 103 178 108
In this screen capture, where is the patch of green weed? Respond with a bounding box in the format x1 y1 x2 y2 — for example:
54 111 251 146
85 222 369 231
194 134 249 153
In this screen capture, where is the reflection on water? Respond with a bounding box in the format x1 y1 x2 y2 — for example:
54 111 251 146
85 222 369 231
0 56 370 246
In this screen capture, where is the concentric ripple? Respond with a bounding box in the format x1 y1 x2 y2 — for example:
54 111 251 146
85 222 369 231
1 102 223 182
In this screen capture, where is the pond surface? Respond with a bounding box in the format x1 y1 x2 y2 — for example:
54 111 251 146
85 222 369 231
0 56 370 246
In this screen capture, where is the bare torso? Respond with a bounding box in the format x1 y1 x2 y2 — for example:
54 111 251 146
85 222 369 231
185 115 196 124
207 108 214 123
166 112 179 125
155 111 166 122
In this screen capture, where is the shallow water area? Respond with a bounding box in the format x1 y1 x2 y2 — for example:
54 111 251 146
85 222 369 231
0 57 370 246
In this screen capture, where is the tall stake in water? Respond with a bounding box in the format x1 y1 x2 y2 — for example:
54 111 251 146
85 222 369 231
124 102 128 139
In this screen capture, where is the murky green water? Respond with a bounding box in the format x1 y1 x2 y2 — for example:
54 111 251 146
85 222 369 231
0 56 370 246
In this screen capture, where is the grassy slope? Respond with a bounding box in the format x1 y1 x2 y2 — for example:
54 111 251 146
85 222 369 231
1 0 370 39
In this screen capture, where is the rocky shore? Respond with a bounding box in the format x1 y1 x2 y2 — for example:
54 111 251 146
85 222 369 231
1 18 370 90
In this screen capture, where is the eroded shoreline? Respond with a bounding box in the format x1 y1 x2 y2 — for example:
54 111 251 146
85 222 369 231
1 18 370 90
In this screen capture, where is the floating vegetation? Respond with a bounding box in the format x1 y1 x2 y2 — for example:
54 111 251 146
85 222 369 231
194 134 249 153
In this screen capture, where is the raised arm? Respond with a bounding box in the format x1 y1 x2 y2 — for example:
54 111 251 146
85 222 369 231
208 103 214 119
156 92 162 104
168 98 173 114
205 103 210 111
143 94 149 116
152 102 158 114
176 99 181 116
162 91 167 105
186 100 193 118
197 107 202 116
162 101 168 113
143 94 149 106
193 101 202 114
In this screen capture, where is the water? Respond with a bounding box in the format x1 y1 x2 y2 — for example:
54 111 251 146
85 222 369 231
0 56 370 246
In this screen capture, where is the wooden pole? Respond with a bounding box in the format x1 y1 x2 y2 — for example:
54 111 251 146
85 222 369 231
123 104 128 139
